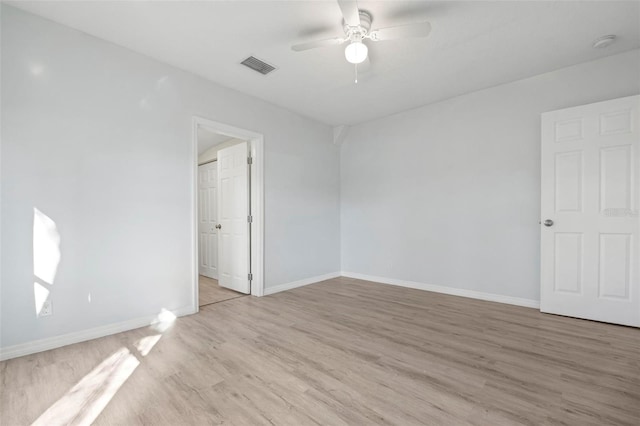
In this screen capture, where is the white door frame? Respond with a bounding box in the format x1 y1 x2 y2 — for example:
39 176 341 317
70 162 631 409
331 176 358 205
191 116 265 312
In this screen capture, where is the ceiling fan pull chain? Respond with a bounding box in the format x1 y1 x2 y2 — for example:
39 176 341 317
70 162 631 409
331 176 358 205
354 63 358 84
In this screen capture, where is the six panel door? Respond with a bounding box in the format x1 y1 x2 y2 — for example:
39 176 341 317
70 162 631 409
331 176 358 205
217 142 250 294
540 95 639 327
198 162 218 279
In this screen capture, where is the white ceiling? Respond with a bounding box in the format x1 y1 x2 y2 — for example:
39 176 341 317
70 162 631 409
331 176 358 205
197 127 232 154
10 1 640 126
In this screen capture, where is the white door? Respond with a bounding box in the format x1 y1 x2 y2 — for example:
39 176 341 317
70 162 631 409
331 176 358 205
541 95 639 327
217 142 250 294
198 162 218 279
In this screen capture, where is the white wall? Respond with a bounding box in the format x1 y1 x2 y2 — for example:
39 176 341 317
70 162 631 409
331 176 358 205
1 6 340 350
341 49 640 302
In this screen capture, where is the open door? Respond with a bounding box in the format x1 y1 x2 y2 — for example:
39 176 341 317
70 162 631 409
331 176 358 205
217 142 251 294
198 161 218 279
540 95 639 327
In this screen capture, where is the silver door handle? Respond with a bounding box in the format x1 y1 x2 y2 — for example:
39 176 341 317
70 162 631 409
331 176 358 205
215 224 222 229
543 219 554 227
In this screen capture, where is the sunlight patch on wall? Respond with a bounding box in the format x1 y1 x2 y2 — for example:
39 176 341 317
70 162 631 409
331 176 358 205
33 208 61 285
150 308 176 333
33 282 50 315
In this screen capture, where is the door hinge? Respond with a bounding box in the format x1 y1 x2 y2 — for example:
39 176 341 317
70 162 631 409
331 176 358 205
248 273 253 281
247 156 253 165
248 215 253 223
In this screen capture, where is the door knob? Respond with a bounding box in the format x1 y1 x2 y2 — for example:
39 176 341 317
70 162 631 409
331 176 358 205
215 224 222 229
543 219 554 227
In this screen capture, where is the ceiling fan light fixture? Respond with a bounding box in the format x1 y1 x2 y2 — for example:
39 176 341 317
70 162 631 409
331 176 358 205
345 41 368 64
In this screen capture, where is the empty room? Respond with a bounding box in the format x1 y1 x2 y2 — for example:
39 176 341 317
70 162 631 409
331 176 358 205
1 1 639 425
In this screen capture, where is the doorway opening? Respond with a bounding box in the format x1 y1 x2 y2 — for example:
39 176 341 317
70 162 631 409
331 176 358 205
192 117 264 311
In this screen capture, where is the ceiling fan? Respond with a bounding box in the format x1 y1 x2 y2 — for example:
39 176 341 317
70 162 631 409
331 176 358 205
291 0 432 80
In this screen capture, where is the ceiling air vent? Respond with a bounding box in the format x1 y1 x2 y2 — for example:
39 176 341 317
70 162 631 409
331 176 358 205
240 56 276 75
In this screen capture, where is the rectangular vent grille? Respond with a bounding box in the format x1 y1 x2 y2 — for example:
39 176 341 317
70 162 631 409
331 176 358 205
241 56 276 75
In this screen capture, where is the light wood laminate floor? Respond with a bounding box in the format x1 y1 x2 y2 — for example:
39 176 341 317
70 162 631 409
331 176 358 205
1 277 639 425
199 275 245 306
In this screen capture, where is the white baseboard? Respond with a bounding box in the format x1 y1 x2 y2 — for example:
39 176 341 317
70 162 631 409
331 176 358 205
1 273 537 360
264 271 341 296
0 305 196 361
340 272 540 309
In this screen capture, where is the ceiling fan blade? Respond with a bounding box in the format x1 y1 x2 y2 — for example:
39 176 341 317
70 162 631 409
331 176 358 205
369 21 431 41
337 0 360 27
291 37 346 52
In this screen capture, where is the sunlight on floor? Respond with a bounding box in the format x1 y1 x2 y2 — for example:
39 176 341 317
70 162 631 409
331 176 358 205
135 334 162 357
32 348 140 426
31 308 177 425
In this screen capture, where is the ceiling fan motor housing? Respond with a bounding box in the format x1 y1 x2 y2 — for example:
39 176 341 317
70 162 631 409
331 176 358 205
344 10 372 42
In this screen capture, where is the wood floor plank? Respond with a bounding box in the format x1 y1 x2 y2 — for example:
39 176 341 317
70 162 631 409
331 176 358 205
1 277 639 425
199 275 245 306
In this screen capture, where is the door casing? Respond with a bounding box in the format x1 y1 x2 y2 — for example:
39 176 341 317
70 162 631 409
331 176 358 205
191 116 265 312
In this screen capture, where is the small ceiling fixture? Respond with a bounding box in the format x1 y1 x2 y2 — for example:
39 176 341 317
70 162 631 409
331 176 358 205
592 35 616 49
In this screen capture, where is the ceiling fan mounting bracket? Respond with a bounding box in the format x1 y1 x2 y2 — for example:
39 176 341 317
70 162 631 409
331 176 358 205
343 10 372 40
